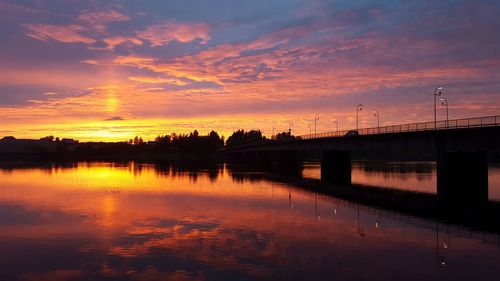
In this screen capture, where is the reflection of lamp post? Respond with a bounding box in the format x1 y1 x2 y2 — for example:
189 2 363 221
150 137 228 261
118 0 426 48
375 209 381 228
315 193 320 220
356 104 363 131
440 97 449 128
333 118 338 136
314 114 319 137
434 86 443 129
373 110 379 130
436 222 449 267
357 204 365 237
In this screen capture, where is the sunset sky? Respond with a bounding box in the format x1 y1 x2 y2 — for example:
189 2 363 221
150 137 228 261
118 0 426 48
1 0 499 141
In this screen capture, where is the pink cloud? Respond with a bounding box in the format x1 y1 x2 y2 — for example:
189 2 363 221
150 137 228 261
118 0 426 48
100 36 143 50
24 24 96 44
137 21 211 46
78 10 130 23
78 10 130 33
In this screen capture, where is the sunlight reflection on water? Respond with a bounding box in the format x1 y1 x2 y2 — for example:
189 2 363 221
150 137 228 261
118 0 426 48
0 162 499 281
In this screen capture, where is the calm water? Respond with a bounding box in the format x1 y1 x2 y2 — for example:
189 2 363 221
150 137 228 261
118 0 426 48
0 162 499 281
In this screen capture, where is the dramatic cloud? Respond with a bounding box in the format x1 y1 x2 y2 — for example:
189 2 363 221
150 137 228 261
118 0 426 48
2 0 500 140
101 36 143 50
78 10 130 33
78 10 130 24
128 76 187 86
137 21 211 46
24 24 96 44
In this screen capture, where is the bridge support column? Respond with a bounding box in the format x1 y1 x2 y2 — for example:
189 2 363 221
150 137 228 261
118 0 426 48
277 150 300 174
437 151 488 205
243 151 258 164
321 150 351 185
227 152 245 163
256 151 272 170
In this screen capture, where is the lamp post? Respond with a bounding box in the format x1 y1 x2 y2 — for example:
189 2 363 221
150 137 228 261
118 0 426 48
308 123 312 137
272 126 275 139
373 110 380 131
333 119 338 136
314 114 319 137
356 104 363 131
434 86 443 129
288 122 293 134
440 97 449 128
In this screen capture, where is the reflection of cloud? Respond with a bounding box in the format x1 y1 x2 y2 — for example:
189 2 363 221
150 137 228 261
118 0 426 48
21 269 85 281
24 24 95 44
128 269 204 281
137 21 211 46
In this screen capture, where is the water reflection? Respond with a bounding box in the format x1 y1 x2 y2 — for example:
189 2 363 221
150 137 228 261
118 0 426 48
0 162 499 281
303 161 500 200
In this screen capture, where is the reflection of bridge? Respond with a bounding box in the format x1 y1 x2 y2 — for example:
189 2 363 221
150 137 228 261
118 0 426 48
224 115 500 205
228 168 500 235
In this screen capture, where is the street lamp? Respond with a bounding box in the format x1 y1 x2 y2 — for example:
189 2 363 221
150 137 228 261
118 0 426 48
434 86 443 129
333 118 338 135
308 123 312 137
356 104 363 131
373 110 380 131
288 122 293 134
440 97 449 128
272 126 275 139
314 114 319 137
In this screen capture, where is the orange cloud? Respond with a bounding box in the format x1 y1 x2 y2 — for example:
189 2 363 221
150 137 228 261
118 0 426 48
101 36 143 50
137 21 211 46
24 24 96 44
114 55 155 65
128 76 187 85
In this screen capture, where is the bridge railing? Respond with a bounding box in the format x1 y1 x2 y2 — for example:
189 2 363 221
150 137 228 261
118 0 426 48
299 115 500 140
223 115 500 151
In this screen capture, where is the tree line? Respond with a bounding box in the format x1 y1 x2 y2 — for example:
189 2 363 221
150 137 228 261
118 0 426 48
12 129 299 160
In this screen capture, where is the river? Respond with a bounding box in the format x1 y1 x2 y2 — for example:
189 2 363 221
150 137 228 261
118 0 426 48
0 161 499 280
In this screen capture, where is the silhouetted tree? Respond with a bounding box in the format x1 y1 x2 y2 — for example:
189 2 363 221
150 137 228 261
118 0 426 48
226 129 266 147
133 136 144 145
148 130 225 155
40 136 55 142
275 131 298 141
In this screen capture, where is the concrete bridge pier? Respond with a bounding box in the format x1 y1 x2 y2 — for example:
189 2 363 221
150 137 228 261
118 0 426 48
321 150 351 185
256 151 273 170
276 150 300 174
243 151 258 164
437 150 488 206
227 152 245 163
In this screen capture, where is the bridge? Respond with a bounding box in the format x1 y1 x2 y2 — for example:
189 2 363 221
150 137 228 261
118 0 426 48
224 115 500 206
